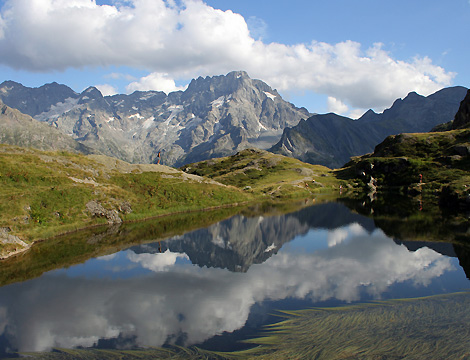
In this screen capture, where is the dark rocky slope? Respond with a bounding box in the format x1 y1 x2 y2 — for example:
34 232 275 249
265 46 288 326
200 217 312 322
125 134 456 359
270 87 468 168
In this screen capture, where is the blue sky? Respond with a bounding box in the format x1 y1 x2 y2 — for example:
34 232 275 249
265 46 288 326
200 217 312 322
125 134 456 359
0 0 468 117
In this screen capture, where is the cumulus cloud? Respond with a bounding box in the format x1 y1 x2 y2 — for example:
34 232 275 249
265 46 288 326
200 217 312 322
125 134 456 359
327 96 349 115
0 0 455 112
126 72 187 94
94 83 118 96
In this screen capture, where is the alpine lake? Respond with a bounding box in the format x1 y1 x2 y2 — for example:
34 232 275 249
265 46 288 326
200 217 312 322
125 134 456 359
1 195 470 359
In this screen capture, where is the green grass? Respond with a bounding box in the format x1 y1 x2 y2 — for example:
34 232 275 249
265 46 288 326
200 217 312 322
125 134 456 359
337 129 470 204
0 145 251 257
0 145 343 259
181 149 341 199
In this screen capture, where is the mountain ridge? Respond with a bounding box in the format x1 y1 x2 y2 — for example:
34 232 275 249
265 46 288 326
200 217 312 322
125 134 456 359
0 100 96 154
1 74 467 169
270 86 468 168
0 71 309 167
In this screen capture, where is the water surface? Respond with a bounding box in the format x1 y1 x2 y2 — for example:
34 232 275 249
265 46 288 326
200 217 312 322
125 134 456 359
0 201 469 357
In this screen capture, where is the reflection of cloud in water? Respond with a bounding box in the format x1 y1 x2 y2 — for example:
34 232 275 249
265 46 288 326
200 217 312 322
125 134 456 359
127 250 189 272
96 253 118 261
0 227 454 352
327 223 366 247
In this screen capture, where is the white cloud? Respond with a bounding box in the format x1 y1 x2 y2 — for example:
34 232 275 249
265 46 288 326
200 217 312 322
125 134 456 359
127 249 189 271
0 0 456 112
247 16 268 41
327 223 366 247
126 72 187 94
95 83 118 96
327 96 349 115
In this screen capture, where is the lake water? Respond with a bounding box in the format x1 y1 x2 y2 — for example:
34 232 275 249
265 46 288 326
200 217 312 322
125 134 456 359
0 200 469 358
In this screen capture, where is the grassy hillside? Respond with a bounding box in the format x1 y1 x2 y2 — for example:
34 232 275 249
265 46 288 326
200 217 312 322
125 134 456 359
337 128 470 208
0 146 342 258
0 144 252 257
181 148 341 198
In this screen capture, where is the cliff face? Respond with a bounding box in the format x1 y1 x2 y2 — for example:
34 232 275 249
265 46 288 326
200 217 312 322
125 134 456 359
453 89 470 129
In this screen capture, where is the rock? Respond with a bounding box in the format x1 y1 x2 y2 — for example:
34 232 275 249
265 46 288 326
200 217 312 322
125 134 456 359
0 227 30 258
119 201 133 214
86 201 122 224
452 144 470 156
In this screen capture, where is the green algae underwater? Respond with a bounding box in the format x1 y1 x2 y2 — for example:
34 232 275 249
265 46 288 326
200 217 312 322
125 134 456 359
17 292 470 360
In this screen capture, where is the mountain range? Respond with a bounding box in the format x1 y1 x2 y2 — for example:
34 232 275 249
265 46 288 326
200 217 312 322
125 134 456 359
269 86 468 168
0 71 308 167
0 72 467 168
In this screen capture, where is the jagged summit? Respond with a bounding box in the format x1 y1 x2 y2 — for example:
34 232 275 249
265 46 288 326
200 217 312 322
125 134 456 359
0 71 309 166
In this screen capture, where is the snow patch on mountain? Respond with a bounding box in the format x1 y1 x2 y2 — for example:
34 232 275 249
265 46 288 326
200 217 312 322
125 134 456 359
139 93 158 101
264 91 277 101
35 97 79 122
166 105 183 122
211 96 225 108
142 117 155 129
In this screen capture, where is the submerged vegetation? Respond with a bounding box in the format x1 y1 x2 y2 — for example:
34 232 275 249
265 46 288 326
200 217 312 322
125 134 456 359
19 293 470 360
240 292 470 360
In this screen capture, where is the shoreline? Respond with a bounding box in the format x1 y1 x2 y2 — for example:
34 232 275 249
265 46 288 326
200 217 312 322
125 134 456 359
0 200 253 261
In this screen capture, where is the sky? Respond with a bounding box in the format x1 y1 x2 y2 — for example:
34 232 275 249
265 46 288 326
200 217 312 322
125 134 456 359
0 0 468 118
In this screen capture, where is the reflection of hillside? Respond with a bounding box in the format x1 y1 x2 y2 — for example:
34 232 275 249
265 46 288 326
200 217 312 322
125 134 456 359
339 196 470 245
131 202 376 272
339 196 470 279
454 245 470 279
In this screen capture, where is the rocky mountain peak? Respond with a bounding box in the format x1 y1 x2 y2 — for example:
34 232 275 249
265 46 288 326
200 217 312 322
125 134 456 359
0 80 78 117
0 71 308 166
183 71 250 101
79 86 103 104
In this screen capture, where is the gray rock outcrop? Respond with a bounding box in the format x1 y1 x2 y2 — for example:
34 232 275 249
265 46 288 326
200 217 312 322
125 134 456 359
86 201 122 224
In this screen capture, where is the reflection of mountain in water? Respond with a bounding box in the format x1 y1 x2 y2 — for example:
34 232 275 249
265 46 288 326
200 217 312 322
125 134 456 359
393 240 457 257
130 202 376 272
0 200 466 356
